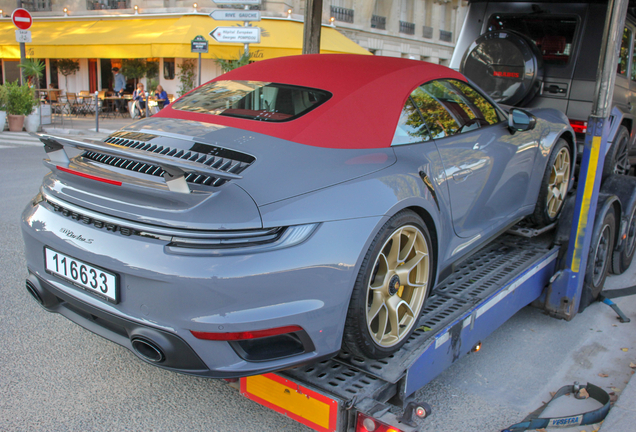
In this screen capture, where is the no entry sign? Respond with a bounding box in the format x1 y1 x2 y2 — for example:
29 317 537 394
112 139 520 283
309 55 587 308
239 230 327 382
12 8 33 30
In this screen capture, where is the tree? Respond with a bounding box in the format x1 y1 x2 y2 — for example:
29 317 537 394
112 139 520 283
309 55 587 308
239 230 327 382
177 59 197 97
146 60 160 90
57 59 80 90
121 59 161 90
18 58 45 87
120 59 147 89
214 51 251 74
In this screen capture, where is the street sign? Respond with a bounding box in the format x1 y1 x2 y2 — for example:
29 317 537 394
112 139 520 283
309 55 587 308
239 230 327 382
191 35 209 53
210 10 261 21
213 0 261 4
210 26 261 43
12 8 33 30
15 29 32 43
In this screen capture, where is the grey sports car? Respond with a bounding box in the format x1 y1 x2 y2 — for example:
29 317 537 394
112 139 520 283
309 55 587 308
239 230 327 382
21 54 575 378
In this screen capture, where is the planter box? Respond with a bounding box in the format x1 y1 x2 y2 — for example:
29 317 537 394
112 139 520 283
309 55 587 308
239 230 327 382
41 104 51 125
8 114 25 132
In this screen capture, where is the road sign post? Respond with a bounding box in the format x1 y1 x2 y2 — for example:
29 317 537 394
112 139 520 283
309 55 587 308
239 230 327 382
12 8 33 85
12 8 33 30
210 10 261 21
212 0 261 4
210 27 261 43
15 30 32 43
191 35 209 86
211 0 262 57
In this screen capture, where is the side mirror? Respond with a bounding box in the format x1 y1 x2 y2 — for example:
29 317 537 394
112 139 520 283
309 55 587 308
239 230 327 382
508 108 537 133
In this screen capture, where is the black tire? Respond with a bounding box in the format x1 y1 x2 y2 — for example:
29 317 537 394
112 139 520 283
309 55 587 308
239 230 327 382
612 202 636 274
603 126 631 179
529 139 572 227
343 211 434 359
580 206 616 312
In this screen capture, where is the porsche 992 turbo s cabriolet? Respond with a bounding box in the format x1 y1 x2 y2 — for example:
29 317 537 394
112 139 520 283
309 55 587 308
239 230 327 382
21 54 575 377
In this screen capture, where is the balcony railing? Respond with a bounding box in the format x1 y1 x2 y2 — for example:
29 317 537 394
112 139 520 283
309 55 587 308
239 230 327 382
371 15 386 30
423 26 433 39
440 30 453 42
19 0 51 11
331 6 354 23
399 21 415 35
87 0 130 9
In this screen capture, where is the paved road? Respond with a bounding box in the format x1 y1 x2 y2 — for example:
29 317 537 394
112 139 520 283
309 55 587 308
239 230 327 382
1 133 634 432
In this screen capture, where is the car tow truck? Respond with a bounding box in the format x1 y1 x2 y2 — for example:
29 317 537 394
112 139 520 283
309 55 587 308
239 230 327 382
226 1 636 430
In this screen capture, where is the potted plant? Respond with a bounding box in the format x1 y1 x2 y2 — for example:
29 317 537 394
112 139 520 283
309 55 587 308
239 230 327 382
121 58 147 89
5 81 37 132
19 59 47 132
0 84 7 131
57 59 80 91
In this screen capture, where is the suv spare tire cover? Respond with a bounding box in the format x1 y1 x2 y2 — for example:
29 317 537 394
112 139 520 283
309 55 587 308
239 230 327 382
460 30 544 107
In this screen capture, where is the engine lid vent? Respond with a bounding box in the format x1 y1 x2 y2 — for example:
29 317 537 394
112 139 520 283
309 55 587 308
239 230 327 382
83 133 256 187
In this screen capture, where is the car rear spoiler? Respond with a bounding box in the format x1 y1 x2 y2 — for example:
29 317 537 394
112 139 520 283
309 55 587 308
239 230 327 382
36 133 242 194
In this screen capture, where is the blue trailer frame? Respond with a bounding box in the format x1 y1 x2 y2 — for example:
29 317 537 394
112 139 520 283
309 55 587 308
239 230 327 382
237 2 632 431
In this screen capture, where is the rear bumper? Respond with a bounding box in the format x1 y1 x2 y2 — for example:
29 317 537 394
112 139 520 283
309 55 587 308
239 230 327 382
21 198 383 377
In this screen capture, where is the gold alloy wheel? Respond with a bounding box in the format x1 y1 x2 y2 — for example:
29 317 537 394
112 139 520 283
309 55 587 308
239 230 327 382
547 147 571 219
366 225 430 347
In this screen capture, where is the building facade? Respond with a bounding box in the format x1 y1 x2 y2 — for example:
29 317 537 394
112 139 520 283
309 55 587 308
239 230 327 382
323 0 466 64
0 0 467 97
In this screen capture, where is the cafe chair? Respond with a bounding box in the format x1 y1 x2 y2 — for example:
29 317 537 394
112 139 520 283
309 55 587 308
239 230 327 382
65 93 83 116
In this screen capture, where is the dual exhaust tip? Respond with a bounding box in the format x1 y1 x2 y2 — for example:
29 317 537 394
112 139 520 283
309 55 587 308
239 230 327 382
131 338 165 363
25 277 59 308
26 276 167 365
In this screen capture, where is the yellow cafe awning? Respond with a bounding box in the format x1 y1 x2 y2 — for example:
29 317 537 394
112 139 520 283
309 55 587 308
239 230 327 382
0 15 370 60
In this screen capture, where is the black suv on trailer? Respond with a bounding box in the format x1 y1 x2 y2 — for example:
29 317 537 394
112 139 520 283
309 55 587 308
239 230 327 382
450 0 636 176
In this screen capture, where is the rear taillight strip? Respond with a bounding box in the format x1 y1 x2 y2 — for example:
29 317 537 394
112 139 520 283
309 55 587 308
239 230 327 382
56 166 122 186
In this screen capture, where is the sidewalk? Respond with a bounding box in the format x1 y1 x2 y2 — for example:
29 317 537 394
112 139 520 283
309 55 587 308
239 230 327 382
39 113 136 139
599 376 636 431
596 269 636 432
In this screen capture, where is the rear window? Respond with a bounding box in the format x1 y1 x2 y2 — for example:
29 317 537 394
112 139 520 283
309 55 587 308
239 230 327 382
171 80 331 122
487 14 578 66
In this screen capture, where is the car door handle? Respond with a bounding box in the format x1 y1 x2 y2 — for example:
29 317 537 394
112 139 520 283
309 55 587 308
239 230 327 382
452 169 473 182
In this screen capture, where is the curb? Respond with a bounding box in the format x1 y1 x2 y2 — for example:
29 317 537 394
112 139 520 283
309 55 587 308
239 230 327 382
598 369 636 431
42 127 116 136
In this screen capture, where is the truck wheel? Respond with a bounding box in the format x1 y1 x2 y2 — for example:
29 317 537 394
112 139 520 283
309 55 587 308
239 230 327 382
343 211 433 359
603 126 631 179
612 202 636 274
580 206 616 312
529 139 572 227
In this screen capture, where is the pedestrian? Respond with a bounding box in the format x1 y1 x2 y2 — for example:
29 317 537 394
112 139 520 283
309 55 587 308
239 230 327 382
112 67 126 112
154 85 169 110
132 83 147 118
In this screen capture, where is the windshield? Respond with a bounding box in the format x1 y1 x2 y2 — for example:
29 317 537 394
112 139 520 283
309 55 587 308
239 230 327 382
171 80 332 122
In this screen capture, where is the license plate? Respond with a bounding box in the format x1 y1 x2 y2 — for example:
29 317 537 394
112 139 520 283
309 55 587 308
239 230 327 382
241 373 338 432
45 247 119 303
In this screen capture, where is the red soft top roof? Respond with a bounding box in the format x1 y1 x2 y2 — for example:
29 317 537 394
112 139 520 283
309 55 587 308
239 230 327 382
156 54 466 149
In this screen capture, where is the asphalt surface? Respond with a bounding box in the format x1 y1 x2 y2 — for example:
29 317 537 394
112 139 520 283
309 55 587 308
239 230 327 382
1 124 635 432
